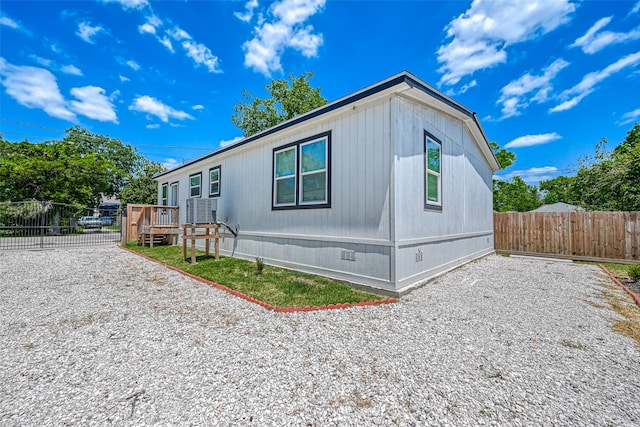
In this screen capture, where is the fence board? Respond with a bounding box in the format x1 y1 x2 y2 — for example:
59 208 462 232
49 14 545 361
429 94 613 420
494 211 640 263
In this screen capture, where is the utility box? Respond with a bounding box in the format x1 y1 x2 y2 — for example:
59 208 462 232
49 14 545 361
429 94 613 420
186 198 217 224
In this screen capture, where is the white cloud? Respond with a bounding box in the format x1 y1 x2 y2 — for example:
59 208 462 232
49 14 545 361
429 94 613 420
571 16 640 54
181 39 222 73
162 158 180 169
157 36 173 53
437 0 575 86
243 0 325 76
630 1 640 15
119 75 130 82
550 51 640 113
146 123 161 129
150 26 221 72
138 23 156 35
620 108 640 125
126 60 141 71
69 86 118 123
101 0 148 10
61 64 83 76
76 21 105 44
235 0 259 22
0 58 76 121
498 59 569 118
138 14 161 36
192 104 204 110
0 14 19 29
504 132 562 149
129 95 194 122
219 136 243 147
499 166 559 183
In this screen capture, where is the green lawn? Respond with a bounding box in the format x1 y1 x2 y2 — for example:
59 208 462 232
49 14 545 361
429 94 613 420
578 261 635 280
125 243 388 308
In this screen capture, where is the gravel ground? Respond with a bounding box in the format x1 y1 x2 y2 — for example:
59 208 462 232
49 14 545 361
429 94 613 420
1 246 639 426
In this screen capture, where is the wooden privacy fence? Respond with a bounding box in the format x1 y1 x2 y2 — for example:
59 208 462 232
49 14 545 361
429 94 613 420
494 211 640 263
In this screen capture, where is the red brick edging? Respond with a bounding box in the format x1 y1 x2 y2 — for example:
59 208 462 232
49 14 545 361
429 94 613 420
120 246 398 312
598 264 640 308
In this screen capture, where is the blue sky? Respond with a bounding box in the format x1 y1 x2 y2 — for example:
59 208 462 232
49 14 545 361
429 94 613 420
1 0 639 184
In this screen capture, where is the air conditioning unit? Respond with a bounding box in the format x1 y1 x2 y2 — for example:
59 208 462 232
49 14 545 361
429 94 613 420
186 198 217 224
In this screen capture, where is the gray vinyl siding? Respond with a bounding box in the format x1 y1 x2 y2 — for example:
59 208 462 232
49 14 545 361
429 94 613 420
158 96 397 290
391 96 494 289
155 84 496 294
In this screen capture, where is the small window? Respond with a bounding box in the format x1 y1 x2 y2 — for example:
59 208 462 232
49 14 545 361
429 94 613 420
161 183 168 205
272 131 331 210
209 166 221 197
274 147 297 206
424 131 442 209
189 173 202 198
170 182 179 206
300 139 327 204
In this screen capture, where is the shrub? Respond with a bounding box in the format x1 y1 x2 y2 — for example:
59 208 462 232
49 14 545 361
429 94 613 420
628 265 640 282
255 257 265 275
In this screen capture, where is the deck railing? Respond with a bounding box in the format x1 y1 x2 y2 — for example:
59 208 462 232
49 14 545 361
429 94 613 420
123 205 179 244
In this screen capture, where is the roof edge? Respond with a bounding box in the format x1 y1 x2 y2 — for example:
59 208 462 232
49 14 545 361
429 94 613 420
155 71 495 178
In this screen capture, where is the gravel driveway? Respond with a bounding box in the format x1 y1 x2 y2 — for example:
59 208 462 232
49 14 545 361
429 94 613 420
1 246 639 426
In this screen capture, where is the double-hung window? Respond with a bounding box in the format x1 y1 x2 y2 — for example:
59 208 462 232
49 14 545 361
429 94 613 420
209 166 221 197
424 131 442 209
189 172 202 198
170 182 179 206
273 131 331 209
161 183 168 205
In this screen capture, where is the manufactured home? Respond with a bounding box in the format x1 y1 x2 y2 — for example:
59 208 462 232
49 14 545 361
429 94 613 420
154 71 500 295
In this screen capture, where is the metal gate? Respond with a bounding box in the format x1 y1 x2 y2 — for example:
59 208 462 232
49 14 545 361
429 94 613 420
0 201 122 250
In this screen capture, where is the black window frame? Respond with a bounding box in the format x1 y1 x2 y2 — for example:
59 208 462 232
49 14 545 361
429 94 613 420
424 130 443 211
209 165 221 197
189 172 202 198
161 182 168 205
272 130 331 210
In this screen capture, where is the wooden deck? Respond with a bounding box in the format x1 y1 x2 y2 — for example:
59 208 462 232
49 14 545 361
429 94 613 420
125 205 179 247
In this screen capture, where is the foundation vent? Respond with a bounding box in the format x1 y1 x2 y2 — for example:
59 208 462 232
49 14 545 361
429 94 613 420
341 250 356 261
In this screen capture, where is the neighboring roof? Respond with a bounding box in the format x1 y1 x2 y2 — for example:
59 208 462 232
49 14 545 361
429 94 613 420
531 202 585 212
155 71 499 179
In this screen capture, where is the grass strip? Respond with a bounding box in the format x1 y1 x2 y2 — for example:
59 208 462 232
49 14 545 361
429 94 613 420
578 261 635 279
125 243 388 308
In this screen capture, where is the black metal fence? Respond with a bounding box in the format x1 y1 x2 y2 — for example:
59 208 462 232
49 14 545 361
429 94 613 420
0 201 122 250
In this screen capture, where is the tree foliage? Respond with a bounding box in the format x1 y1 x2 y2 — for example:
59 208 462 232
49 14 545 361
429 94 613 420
493 176 543 212
119 159 166 206
0 135 117 206
541 123 640 211
0 127 162 207
490 141 516 170
539 175 578 205
232 72 328 137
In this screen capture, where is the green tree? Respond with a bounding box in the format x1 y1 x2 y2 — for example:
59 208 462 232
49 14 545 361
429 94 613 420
232 72 328 137
539 175 578 205
0 127 159 208
119 159 166 206
493 176 543 212
571 124 640 210
490 141 516 170
0 135 117 206
62 126 139 197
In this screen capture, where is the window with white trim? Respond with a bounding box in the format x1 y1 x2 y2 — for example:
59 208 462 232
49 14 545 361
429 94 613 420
161 183 168 205
189 172 202 198
209 166 221 197
424 131 442 209
273 131 331 209
170 182 179 206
